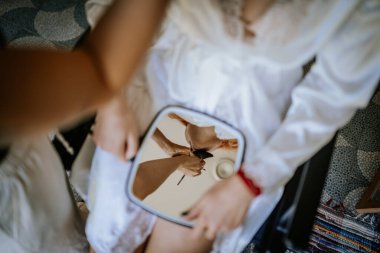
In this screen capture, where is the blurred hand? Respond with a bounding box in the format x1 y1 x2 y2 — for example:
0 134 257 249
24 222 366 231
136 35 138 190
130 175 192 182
184 175 254 240
93 95 138 161
174 155 205 177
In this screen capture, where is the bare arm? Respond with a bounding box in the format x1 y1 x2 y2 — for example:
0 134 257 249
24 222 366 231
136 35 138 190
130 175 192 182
0 0 169 139
168 113 189 126
152 128 190 157
133 156 204 200
93 94 139 161
84 0 169 91
133 157 180 200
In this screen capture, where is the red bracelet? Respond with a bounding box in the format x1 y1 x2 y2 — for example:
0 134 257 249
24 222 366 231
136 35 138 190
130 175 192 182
237 169 262 196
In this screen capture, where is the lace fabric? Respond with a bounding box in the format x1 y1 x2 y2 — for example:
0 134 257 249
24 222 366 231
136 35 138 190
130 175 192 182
218 0 244 38
170 0 359 67
217 0 313 47
249 0 314 46
111 202 156 253
86 148 157 253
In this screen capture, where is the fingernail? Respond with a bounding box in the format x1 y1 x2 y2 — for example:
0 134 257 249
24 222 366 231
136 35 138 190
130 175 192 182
126 150 134 161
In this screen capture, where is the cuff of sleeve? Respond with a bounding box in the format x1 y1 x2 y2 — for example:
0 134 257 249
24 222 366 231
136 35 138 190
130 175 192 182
243 147 295 193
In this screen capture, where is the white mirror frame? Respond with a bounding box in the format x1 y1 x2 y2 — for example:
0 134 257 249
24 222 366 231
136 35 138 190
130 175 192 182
125 105 246 227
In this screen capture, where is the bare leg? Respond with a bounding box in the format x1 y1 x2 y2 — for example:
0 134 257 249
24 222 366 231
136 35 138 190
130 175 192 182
145 218 213 253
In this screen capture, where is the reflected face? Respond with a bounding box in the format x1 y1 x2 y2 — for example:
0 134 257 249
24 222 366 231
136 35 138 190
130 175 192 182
185 124 222 151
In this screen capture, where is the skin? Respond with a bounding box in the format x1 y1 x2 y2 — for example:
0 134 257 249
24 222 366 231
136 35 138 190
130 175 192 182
94 103 238 163
185 176 254 240
185 124 237 152
169 113 238 152
92 1 276 252
93 108 251 253
0 0 170 141
132 126 208 201
241 0 275 25
141 176 254 253
152 128 191 157
93 94 139 161
241 0 275 38
133 156 205 200
141 0 274 250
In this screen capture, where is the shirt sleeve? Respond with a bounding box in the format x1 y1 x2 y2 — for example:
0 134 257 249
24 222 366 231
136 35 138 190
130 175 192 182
244 1 380 193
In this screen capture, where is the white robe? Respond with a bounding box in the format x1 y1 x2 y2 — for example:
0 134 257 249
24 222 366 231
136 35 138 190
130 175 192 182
84 1 380 252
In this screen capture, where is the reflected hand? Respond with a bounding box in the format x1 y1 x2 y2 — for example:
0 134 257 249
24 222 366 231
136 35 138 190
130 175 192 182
93 95 138 161
174 155 205 177
184 175 254 240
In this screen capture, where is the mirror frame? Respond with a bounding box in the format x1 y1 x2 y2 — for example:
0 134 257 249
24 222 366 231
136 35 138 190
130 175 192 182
125 105 246 227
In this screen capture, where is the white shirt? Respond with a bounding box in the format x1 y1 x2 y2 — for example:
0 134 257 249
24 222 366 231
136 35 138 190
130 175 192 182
152 0 380 193
85 1 380 252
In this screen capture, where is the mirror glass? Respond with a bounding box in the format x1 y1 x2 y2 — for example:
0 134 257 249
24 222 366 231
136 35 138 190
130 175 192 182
126 106 245 227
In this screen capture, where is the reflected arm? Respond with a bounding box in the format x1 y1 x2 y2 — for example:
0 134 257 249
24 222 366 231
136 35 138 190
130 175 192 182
133 155 204 199
152 128 190 157
168 113 189 126
133 157 180 200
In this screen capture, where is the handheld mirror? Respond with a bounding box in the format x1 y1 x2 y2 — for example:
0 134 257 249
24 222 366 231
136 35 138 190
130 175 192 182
126 106 245 227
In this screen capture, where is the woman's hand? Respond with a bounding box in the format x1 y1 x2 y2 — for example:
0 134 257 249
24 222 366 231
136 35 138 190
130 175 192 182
92 95 138 161
174 155 205 177
184 175 254 240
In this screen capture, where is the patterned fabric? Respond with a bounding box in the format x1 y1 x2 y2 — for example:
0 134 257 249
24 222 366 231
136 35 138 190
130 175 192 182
310 205 380 253
309 87 380 253
0 0 88 49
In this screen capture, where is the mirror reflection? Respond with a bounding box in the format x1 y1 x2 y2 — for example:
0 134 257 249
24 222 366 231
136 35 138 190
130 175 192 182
128 108 244 225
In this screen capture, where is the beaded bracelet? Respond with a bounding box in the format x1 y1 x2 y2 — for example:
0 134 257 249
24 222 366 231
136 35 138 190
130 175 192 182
237 169 262 197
